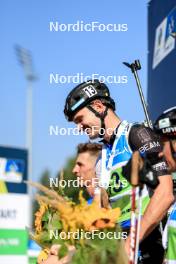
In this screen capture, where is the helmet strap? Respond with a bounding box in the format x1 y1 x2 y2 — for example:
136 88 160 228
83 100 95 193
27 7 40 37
87 105 108 138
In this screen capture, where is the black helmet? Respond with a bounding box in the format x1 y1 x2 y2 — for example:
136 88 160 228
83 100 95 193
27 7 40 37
154 106 176 138
64 79 115 121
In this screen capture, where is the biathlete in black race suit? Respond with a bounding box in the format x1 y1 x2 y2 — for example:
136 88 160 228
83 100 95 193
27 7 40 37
64 79 174 263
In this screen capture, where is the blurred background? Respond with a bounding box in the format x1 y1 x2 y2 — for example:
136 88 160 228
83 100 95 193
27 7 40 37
0 0 176 263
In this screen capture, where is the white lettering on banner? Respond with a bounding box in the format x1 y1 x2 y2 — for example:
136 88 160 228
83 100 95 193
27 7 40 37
0 194 30 229
0 238 19 246
139 141 160 153
0 209 17 219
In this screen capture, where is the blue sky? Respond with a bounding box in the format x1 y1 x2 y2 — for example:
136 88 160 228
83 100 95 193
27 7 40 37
0 0 148 181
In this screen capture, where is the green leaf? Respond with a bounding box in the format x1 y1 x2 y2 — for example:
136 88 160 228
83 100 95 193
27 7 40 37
38 231 52 243
52 239 65 245
52 219 62 230
42 210 50 222
51 213 62 230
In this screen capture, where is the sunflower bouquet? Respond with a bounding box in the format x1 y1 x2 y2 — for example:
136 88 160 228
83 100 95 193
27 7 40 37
27 181 128 264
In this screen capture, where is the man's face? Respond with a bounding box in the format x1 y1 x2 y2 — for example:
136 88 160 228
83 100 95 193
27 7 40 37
73 102 104 139
72 152 97 196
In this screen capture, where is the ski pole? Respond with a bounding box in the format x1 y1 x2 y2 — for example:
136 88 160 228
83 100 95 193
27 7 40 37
129 152 140 264
134 153 144 264
123 60 153 129
123 60 165 236
129 186 137 264
134 186 143 264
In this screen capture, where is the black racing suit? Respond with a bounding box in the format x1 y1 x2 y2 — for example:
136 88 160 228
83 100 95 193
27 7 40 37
107 123 169 264
128 124 168 264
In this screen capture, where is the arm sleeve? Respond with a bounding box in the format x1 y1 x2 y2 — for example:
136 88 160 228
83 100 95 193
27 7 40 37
129 124 168 177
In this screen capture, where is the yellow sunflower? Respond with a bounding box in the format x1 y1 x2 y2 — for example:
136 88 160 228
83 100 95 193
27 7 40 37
37 248 49 263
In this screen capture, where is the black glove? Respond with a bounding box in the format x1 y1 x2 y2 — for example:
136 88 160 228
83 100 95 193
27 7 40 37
122 155 159 189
